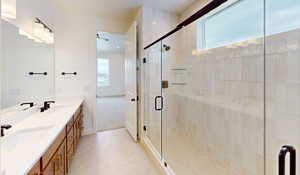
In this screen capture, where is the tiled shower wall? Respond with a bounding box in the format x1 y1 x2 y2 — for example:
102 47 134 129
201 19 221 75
265 29 300 175
160 22 300 175
162 21 264 175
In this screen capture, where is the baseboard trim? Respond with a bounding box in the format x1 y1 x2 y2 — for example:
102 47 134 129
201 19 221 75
96 126 125 133
96 95 125 98
140 137 176 175
82 128 95 136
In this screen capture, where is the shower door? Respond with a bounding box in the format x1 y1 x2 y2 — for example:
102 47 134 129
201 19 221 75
144 42 163 158
265 0 300 174
144 0 300 174
161 0 265 174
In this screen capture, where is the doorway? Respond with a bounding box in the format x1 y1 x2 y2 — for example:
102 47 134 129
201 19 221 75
96 21 138 140
96 31 126 132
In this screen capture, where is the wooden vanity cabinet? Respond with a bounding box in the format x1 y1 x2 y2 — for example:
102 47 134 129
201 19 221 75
27 161 41 175
66 121 75 173
55 140 66 175
42 159 55 175
27 105 83 175
74 120 79 150
43 140 66 175
73 108 83 151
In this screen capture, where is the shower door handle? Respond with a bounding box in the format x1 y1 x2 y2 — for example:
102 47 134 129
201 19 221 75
155 96 163 111
279 145 296 175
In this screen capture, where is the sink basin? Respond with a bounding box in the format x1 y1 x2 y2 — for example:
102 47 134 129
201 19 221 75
1 125 54 174
2 125 54 153
1 107 38 125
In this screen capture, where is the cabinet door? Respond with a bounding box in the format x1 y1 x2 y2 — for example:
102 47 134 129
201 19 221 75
66 148 74 173
79 114 83 138
74 120 80 149
43 160 55 175
54 141 66 175
76 120 80 144
67 128 74 153
73 124 78 151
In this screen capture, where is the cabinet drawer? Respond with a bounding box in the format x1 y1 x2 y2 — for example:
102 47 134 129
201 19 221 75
67 128 74 152
42 130 66 170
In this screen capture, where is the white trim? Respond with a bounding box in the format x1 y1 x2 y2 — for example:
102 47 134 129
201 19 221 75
96 94 125 98
142 136 177 175
143 136 162 160
82 128 95 136
162 158 176 175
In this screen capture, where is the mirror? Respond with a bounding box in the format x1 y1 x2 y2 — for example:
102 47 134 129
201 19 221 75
0 19 55 109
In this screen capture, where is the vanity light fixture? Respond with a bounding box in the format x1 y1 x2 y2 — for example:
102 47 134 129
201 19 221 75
18 18 54 44
34 18 54 44
1 0 16 19
19 29 43 43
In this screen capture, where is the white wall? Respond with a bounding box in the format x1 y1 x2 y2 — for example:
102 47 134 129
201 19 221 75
142 6 178 48
0 0 2 110
0 0 2 174
97 52 125 97
53 6 130 135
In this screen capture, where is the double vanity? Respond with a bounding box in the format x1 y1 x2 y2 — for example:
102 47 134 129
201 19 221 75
2 99 84 175
1 4 84 175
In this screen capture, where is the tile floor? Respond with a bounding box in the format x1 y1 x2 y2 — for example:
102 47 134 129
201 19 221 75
69 128 163 175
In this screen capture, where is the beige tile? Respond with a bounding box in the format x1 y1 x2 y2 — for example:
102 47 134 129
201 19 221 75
69 129 163 175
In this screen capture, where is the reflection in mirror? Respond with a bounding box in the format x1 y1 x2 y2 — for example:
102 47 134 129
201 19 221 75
1 19 55 110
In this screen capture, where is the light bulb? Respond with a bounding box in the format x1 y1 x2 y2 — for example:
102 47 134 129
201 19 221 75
1 0 16 19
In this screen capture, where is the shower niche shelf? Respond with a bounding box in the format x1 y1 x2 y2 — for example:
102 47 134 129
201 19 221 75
171 83 187 86
170 68 187 71
170 68 188 86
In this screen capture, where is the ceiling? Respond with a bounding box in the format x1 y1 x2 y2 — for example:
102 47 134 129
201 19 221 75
144 0 196 14
55 0 196 22
97 32 125 53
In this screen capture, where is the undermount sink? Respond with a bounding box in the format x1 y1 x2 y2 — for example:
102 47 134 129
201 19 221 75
2 125 54 153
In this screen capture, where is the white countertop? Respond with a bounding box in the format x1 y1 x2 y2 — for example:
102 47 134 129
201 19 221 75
1 99 83 175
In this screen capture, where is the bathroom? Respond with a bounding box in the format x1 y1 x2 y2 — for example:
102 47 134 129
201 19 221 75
1 0 300 175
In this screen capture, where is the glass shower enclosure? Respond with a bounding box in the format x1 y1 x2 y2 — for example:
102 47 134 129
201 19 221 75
144 0 300 175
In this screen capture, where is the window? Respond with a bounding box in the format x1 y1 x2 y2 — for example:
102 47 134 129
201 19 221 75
97 58 110 87
197 0 300 50
266 0 300 35
198 0 264 49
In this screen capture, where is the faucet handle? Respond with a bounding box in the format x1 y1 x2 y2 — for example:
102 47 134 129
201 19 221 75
1 124 12 137
20 102 34 107
44 101 55 110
